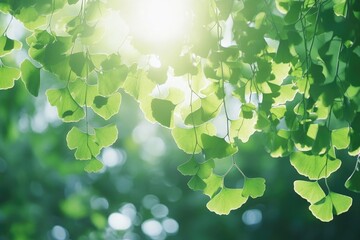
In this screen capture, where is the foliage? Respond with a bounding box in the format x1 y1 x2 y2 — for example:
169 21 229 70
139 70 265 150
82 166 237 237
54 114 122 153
0 0 360 222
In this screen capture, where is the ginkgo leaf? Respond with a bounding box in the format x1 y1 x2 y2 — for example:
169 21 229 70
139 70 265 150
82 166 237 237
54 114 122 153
84 159 104 173
309 192 352 222
206 188 248 215
0 36 22 57
290 152 341 180
68 80 97 106
333 0 347 17
177 157 199 176
20 59 40 97
172 123 216 154
309 196 333 222
46 88 85 122
294 180 326 204
94 124 118 148
91 93 121 120
66 127 100 160
151 98 176 128
66 125 118 160
203 174 223 198
330 192 352 215
184 93 223 126
0 66 21 90
98 65 128 96
345 165 360 193
201 134 238 160
188 175 206 191
242 177 266 198
331 128 350 150
197 160 215 179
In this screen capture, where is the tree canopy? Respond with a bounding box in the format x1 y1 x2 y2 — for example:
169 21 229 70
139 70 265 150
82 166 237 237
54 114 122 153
0 0 360 227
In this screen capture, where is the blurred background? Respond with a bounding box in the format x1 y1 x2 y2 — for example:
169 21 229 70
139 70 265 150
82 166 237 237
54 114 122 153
1 8 360 240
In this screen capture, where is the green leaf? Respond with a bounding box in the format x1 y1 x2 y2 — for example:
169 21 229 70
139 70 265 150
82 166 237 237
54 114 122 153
20 59 40 97
84 159 104 173
69 52 87 77
177 157 199 176
329 192 352 215
0 66 21 90
98 65 128 96
206 188 248 215
290 152 341 180
188 175 206 191
309 196 333 222
184 92 222 126
91 93 121 120
197 160 215 179
0 36 22 57
242 177 266 198
331 128 350 150
309 192 352 222
333 0 347 17
151 98 176 128
94 124 118 148
66 127 100 160
171 123 216 154
66 124 118 160
294 180 326 204
68 80 97 107
46 88 85 122
345 164 360 193
201 134 238 160
203 174 223 198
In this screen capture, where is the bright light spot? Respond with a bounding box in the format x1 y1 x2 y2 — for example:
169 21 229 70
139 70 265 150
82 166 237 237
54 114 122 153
51 225 67 240
131 0 190 43
151 204 169 218
141 219 163 237
149 55 162 68
162 218 179 234
95 10 129 54
120 203 137 221
242 209 262 226
108 213 132 231
132 121 157 144
142 195 159 209
102 147 125 167
141 137 166 160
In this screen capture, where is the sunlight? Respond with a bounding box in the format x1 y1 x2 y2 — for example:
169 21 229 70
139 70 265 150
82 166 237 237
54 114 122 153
132 0 190 43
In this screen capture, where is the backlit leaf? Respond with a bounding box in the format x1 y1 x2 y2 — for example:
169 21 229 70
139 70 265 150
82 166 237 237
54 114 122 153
151 98 176 128
172 123 216 154
177 157 199 176
201 134 238 160
331 128 350 150
0 66 21 90
294 180 326 204
20 59 40 97
290 152 341 180
345 163 360 193
46 88 85 122
242 177 266 198
91 93 121 120
84 159 104 173
206 188 248 215
0 36 22 57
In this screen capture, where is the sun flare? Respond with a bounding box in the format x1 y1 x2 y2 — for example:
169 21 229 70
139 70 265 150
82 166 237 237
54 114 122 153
131 0 191 44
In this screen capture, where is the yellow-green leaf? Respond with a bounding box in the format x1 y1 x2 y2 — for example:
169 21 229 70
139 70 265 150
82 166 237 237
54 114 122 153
206 188 248 215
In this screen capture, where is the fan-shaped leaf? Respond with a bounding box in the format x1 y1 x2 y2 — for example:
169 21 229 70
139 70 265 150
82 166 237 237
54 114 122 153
290 152 341 180
20 59 40 97
206 188 248 215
